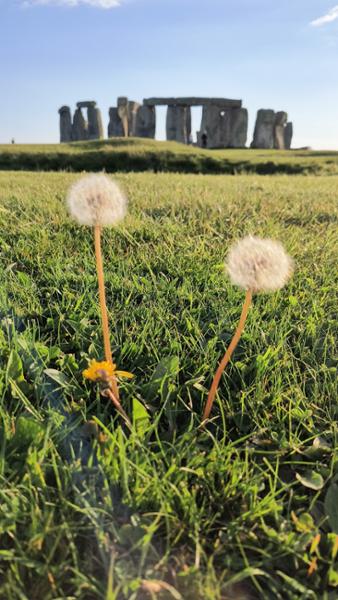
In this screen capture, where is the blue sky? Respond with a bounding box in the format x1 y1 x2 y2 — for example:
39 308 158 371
0 0 337 148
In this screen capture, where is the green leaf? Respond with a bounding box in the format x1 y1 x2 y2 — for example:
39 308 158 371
43 368 71 389
225 567 270 587
303 436 332 458
6 350 24 384
328 568 338 588
6 350 31 398
313 436 331 452
132 398 150 437
296 470 324 491
276 571 316 597
144 356 179 401
16 271 33 287
0 550 15 559
325 484 338 533
294 512 315 533
18 339 49 380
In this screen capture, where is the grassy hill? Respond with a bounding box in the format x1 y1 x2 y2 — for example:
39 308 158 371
1 137 338 175
0 170 337 599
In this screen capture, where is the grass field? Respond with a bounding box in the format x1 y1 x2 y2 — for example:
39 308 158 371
1 138 338 175
0 170 337 599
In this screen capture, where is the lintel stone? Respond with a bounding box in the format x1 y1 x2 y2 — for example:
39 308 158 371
76 101 97 109
144 97 242 108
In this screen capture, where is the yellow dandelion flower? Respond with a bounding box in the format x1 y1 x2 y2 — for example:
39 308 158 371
83 360 133 382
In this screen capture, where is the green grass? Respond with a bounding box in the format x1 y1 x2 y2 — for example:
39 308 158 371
0 170 337 599
1 138 338 175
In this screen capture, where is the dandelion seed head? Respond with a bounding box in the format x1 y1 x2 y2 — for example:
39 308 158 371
67 174 127 227
226 236 293 293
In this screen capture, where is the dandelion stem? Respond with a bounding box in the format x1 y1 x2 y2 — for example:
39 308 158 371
94 225 119 400
104 387 131 428
202 289 252 422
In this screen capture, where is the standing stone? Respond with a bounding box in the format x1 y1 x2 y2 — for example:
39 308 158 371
117 97 129 137
87 106 104 140
166 106 177 141
251 109 275 149
58 106 72 143
135 105 156 138
229 108 248 148
186 107 192 142
127 101 141 137
166 105 191 144
284 122 293 150
176 105 191 144
199 105 232 148
72 108 88 141
274 111 288 150
108 107 124 137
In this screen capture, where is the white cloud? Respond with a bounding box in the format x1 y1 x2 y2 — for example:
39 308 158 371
23 0 121 8
311 5 338 27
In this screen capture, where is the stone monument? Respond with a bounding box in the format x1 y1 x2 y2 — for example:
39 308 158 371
59 96 293 149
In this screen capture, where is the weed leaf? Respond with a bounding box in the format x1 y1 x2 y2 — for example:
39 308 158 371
132 398 150 437
296 471 324 491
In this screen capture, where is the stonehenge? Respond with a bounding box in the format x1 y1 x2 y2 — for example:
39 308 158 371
59 97 293 149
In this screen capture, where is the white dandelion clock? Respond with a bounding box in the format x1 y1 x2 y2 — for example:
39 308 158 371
203 236 294 422
226 236 293 293
67 173 127 227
